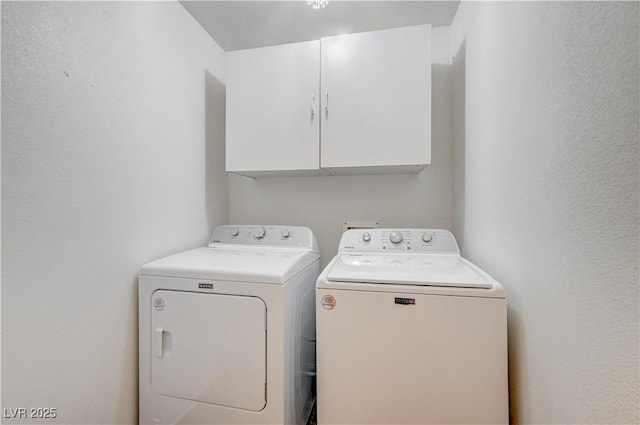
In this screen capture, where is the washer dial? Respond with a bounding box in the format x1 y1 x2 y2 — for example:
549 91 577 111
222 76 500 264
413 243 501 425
389 231 403 244
254 227 266 240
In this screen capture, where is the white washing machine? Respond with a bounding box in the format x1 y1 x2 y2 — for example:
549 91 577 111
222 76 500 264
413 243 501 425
316 228 508 424
139 225 320 425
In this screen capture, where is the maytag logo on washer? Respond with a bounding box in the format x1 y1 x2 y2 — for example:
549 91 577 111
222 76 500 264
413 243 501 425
198 283 213 289
395 297 416 305
153 297 165 311
321 295 336 310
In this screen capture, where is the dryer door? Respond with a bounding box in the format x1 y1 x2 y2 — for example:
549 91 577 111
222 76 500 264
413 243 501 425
150 290 266 411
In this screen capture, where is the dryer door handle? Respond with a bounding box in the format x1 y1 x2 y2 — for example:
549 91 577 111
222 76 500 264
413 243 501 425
153 326 164 358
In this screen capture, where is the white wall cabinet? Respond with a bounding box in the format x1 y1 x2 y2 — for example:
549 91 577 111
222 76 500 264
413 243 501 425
226 40 321 177
321 25 431 174
226 25 431 177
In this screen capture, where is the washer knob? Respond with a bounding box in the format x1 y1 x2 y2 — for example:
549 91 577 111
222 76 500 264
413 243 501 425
281 229 291 239
422 233 433 243
230 228 240 237
389 231 403 244
254 227 266 240
362 232 371 242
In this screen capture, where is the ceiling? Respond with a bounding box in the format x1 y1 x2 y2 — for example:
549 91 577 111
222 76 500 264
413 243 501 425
180 1 460 51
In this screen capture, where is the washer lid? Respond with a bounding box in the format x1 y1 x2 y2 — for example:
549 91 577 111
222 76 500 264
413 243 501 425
141 247 318 284
326 253 492 289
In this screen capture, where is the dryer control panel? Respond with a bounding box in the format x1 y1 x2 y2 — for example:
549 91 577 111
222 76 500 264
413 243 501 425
338 228 459 254
208 225 318 250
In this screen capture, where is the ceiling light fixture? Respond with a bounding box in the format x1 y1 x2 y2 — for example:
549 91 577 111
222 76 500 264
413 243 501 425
307 0 328 10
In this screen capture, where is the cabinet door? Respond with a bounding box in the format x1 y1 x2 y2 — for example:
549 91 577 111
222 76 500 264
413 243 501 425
321 25 431 170
226 40 320 175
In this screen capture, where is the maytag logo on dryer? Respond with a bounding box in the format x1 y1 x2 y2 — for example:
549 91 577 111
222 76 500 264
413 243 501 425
198 283 214 289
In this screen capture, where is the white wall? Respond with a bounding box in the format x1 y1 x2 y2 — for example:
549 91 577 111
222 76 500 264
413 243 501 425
450 2 639 423
229 63 453 267
1 2 227 423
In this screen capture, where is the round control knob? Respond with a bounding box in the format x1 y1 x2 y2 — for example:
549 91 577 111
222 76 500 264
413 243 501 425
389 231 403 244
281 229 291 239
422 233 433 243
230 228 240 237
362 232 371 242
254 227 266 240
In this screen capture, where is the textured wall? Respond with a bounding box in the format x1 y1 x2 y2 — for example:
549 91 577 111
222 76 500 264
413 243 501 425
1 2 227 423
229 63 453 268
451 2 639 423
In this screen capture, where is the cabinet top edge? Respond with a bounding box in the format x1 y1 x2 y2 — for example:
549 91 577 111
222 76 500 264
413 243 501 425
226 23 432 54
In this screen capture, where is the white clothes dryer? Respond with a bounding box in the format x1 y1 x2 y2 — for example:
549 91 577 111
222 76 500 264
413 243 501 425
139 225 319 425
316 229 508 424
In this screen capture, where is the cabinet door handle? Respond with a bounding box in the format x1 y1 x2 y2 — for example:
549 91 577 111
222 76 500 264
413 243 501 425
311 94 315 118
325 92 329 115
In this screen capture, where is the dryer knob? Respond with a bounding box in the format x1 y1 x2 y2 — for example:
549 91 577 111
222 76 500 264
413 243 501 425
281 229 291 239
362 232 371 242
422 233 433 243
230 228 240 237
389 231 403 244
254 227 266 240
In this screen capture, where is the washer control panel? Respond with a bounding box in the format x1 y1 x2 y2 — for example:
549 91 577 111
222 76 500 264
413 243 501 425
208 225 316 249
339 228 459 254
